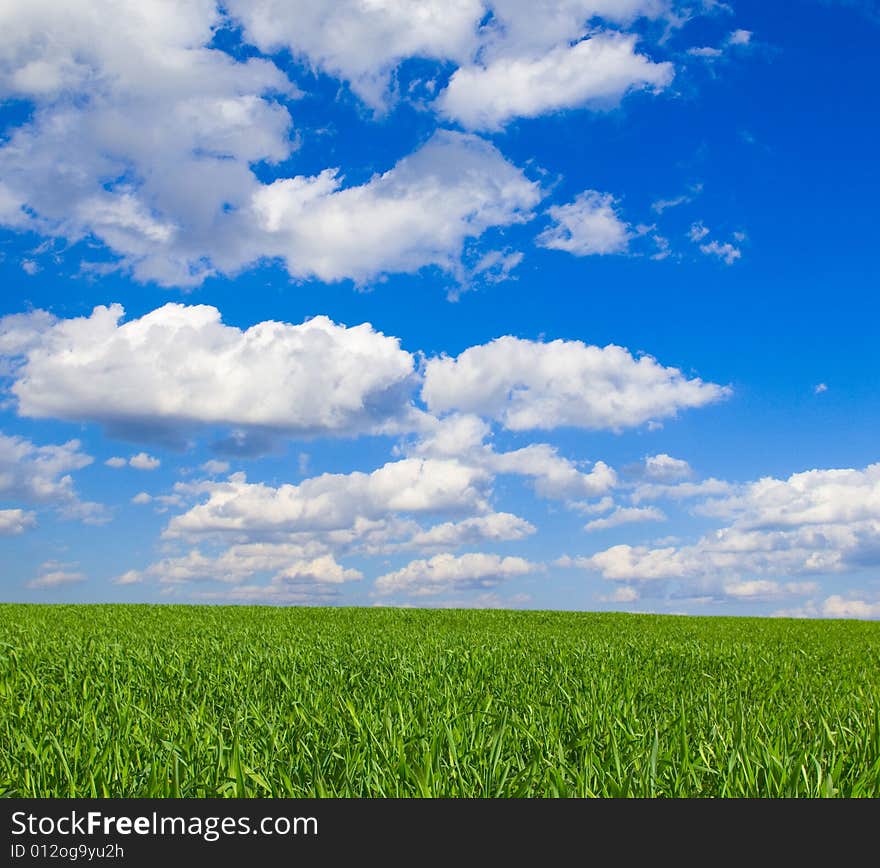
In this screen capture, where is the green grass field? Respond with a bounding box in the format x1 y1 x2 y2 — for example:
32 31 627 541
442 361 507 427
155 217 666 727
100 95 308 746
1 604 879 797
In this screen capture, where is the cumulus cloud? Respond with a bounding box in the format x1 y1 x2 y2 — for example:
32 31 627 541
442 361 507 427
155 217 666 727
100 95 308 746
651 184 702 214
536 191 632 257
700 239 741 265
687 29 752 59
227 0 482 110
184 584 344 604
630 477 734 504
489 446 617 499
374 552 539 597
117 544 362 603
0 0 296 287
722 580 818 599
643 453 693 481
689 222 743 265
436 34 672 131
404 513 536 550
821 595 880 620
1 303 418 443
408 413 618 501
251 131 542 285
114 569 143 585
688 221 710 242
0 432 102 520
0 309 55 376
598 585 640 603
0 5 546 288
0 508 37 535
422 336 730 432
229 1 672 115
0 2 712 286
26 564 87 589
588 463 880 591
125 545 361 586
129 452 160 470
584 505 665 532
165 459 491 540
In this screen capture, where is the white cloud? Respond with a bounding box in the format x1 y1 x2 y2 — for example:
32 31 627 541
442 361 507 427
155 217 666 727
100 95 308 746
131 492 152 505
0 0 296 287
687 46 723 58
165 459 491 540
436 34 672 131
0 508 37 535
821 595 880 620
120 545 361 598
105 457 127 469
1 303 418 443
700 239 741 265
113 569 143 585
422 336 730 432
251 131 541 285
0 6 545 288
688 29 752 58
688 221 709 242
123 544 329 583
408 413 618 501
652 184 701 214
129 452 160 470
630 477 734 504
405 513 536 550
721 580 817 599
227 0 483 110
184 584 343 604
201 460 230 475
536 190 632 257
489 446 617 499
815 383 828 395
26 567 86 589
0 309 55 372
643 453 692 481
584 505 665 532
0 431 102 520
571 496 616 515
374 552 539 597
599 585 640 603
229 1 672 115
588 463 880 589
275 556 363 584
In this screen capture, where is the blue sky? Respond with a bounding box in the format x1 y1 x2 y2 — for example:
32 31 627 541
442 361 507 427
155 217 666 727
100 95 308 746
1 0 878 617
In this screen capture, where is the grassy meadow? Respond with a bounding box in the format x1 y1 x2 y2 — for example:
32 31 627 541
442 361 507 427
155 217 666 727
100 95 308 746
1 604 879 797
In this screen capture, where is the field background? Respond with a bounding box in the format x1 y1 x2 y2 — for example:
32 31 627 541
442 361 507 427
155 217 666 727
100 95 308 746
2 604 879 797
